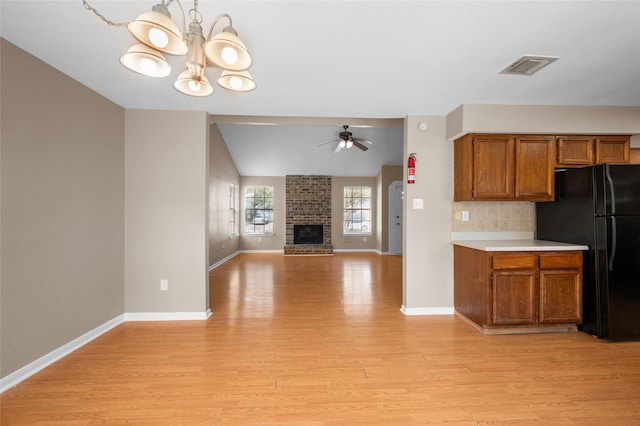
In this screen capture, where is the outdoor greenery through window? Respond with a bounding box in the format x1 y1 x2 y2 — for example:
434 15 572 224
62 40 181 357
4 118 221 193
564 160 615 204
229 184 239 236
344 186 372 234
244 186 274 234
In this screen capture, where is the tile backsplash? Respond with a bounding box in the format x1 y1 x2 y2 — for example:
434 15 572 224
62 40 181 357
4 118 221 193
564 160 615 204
451 201 535 232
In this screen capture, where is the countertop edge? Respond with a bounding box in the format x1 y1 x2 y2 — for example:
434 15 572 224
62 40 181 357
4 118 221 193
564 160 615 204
452 239 589 252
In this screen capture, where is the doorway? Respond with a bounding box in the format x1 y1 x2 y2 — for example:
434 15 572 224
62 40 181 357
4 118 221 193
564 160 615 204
388 180 403 254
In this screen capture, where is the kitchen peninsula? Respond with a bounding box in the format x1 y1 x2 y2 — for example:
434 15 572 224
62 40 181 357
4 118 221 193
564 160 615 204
453 238 588 335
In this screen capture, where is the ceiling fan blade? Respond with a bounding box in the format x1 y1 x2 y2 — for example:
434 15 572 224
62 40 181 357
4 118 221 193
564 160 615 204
353 137 372 145
352 140 369 151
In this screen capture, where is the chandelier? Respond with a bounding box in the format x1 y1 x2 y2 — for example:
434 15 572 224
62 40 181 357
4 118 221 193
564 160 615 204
83 0 256 97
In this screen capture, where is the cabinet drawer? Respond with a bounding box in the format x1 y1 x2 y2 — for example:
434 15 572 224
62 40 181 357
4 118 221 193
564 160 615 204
539 253 582 269
492 254 536 270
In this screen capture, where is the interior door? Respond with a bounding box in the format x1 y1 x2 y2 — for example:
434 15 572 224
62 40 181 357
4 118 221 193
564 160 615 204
388 181 403 254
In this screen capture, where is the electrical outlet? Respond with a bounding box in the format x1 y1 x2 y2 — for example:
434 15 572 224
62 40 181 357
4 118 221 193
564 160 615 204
454 211 461 221
160 279 168 291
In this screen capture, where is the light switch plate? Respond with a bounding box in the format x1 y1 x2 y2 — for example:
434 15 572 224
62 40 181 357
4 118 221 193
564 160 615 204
413 198 424 209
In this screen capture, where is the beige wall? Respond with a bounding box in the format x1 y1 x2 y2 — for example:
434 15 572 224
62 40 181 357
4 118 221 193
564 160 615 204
402 116 454 312
124 110 209 314
1 39 125 377
446 104 640 140
209 124 241 265
239 176 286 251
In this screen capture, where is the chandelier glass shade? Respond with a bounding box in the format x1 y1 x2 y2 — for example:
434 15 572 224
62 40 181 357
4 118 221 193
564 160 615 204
203 28 252 71
110 0 256 97
120 43 172 77
217 70 257 92
127 5 187 55
174 70 214 96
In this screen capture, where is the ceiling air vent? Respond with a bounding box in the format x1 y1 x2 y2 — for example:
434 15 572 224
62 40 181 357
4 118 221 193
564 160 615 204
500 55 559 75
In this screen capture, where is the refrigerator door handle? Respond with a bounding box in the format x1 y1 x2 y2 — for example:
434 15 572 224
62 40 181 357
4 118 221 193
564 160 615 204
609 216 617 272
605 164 616 214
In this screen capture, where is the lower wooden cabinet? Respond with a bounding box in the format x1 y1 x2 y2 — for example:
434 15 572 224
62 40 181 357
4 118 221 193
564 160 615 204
492 270 536 325
454 246 583 334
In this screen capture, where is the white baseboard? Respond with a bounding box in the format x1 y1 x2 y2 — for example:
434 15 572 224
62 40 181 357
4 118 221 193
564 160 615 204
0 315 125 393
1 309 213 393
400 306 454 315
124 310 212 321
239 249 284 254
333 249 378 253
209 251 240 270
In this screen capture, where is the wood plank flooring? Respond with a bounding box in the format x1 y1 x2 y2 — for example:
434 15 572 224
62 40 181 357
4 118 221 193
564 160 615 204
2 252 640 425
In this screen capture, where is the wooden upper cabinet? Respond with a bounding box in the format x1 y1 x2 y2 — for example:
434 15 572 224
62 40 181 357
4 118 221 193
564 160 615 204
556 135 630 167
453 133 554 201
596 136 630 164
515 135 555 201
557 136 595 166
454 133 631 202
472 134 514 200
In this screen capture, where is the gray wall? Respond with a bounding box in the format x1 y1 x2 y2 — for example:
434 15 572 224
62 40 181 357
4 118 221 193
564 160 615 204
1 39 125 377
208 124 241 266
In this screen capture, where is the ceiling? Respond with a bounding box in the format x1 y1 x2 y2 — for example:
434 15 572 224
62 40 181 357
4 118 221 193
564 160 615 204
2 1 639 176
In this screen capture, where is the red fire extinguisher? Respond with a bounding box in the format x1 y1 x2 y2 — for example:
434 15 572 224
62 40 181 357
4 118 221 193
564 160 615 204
407 153 416 184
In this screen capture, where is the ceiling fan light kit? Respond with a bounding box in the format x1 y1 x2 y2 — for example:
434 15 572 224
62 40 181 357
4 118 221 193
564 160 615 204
83 0 256 97
329 125 372 153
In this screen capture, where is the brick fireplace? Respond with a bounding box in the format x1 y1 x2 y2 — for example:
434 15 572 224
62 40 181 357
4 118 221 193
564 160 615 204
284 175 333 255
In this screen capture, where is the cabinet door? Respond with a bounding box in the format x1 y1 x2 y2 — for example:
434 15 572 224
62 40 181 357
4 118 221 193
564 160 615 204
472 135 515 199
596 136 630 164
515 136 555 201
557 136 595 166
492 271 536 325
539 270 582 324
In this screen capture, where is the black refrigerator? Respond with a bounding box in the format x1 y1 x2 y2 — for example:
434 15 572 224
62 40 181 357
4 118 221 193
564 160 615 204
537 164 640 341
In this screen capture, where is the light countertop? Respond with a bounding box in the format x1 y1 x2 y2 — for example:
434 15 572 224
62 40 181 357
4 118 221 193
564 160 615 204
452 239 589 252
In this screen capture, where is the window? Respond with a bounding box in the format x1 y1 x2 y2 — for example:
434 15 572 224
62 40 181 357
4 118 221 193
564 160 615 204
244 186 274 234
229 184 239 236
343 186 372 234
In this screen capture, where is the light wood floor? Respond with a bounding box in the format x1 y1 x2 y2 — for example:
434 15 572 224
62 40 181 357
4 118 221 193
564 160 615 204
2 253 640 425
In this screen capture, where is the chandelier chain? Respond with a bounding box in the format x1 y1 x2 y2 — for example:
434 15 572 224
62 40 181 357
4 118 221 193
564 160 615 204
81 0 129 27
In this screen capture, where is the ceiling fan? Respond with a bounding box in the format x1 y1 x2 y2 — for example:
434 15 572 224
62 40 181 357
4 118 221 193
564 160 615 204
321 125 373 153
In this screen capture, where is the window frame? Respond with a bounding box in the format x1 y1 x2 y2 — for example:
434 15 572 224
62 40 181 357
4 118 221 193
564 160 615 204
229 183 239 236
243 185 275 235
343 185 372 236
